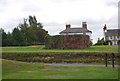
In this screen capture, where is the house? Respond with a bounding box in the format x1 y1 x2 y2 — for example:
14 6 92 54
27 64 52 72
103 24 120 45
58 22 92 49
60 22 92 39
45 22 92 49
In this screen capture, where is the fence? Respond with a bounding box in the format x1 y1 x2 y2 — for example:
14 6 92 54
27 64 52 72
105 53 115 68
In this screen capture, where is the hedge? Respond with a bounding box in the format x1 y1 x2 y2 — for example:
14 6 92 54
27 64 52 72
2 52 119 64
44 35 64 49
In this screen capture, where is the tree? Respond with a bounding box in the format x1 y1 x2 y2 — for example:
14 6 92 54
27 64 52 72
37 29 48 43
1 28 7 46
28 15 47 43
19 19 29 45
28 16 43 28
5 32 14 46
12 27 24 46
90 41 93 46
94 38 104 45
2 15 48 46
94 37 113 45
26 27 37 44
103 40 112 45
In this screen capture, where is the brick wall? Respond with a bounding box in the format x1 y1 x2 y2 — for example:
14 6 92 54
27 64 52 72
63 35 90 49
45 35 90 49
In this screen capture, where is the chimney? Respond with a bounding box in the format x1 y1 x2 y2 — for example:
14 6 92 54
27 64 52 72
66 24 71 29
103 24 107 32
82 22 87 29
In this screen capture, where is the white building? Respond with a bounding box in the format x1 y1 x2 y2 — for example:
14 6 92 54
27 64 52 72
104 26 120 45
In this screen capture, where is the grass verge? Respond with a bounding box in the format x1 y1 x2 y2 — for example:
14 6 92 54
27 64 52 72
1 45 119 53
2 59 118 79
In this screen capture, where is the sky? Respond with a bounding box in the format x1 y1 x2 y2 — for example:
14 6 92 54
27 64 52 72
0 0 119 44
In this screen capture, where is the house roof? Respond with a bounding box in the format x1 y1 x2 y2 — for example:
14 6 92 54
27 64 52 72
59 27 92 34
105 29 120 36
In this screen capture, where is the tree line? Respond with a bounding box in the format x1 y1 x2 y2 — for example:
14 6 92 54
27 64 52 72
0 15 48 46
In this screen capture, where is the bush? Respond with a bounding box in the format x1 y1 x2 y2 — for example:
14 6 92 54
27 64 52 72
44 35 64 49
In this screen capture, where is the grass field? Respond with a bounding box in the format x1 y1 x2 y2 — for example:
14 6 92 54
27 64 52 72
2 59 118 79
1 45 119 53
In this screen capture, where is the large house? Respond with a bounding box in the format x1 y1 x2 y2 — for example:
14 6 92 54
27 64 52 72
103 24 120 45
60 22 92 39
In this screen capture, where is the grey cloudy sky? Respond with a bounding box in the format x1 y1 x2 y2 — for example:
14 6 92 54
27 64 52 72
0 0 119 44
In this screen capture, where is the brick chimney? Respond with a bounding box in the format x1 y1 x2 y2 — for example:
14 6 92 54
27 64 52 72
82 22 87 29
103 24 107 32
66 24 71 29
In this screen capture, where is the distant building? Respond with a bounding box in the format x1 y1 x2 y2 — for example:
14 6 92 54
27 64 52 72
59 22 92 39
103 24 120 45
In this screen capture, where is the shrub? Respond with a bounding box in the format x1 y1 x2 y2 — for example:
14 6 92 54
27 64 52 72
44 35 64 49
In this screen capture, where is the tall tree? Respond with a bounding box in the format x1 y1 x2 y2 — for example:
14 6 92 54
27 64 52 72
19 18 29 45
37 29 48 43
28 15 47 43
5 32 14 46
1 28 7 46
12 27 24 46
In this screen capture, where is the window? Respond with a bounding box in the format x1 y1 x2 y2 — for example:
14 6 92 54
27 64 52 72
109 36 112 40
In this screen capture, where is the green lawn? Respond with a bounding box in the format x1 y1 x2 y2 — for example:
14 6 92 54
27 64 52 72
1 45 119 53
2 59 118 79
